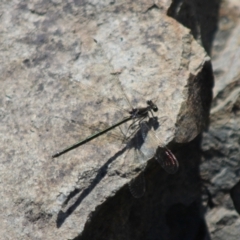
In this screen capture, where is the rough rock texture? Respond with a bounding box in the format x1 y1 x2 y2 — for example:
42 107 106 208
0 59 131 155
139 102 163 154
200 0 240 239
0 1 214 240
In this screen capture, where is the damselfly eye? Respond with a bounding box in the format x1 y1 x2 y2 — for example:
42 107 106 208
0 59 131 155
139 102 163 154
152 105 158 112
147 100 158 112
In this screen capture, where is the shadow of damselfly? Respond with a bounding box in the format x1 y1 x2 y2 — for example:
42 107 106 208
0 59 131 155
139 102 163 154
52 71 179 198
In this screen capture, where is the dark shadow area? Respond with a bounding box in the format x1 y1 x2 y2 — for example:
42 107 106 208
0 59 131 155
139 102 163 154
230 180 240 215
70 136 212 240
56 117 162 228
167 0 221 54
166 202 207 240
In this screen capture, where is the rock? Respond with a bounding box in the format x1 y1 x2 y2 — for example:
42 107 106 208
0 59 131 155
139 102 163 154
200 0 240 239
0 0 213 239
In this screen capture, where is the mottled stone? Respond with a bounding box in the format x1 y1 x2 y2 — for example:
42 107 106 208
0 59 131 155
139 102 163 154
0 0 213 239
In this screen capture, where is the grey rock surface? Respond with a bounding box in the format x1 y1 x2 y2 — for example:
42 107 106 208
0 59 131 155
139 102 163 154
200 0 240 239
0 0 213 240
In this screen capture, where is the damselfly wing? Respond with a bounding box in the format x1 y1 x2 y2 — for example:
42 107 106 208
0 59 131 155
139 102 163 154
52 42 179 198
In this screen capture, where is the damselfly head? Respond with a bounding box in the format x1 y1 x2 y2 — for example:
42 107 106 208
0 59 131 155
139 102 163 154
147 100 158 112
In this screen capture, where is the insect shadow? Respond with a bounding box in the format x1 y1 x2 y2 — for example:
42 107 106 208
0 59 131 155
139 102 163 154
56 116 173 228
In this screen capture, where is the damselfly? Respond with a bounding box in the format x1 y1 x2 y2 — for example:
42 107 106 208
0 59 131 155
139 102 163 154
52 44 178 197
52 99 158 158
